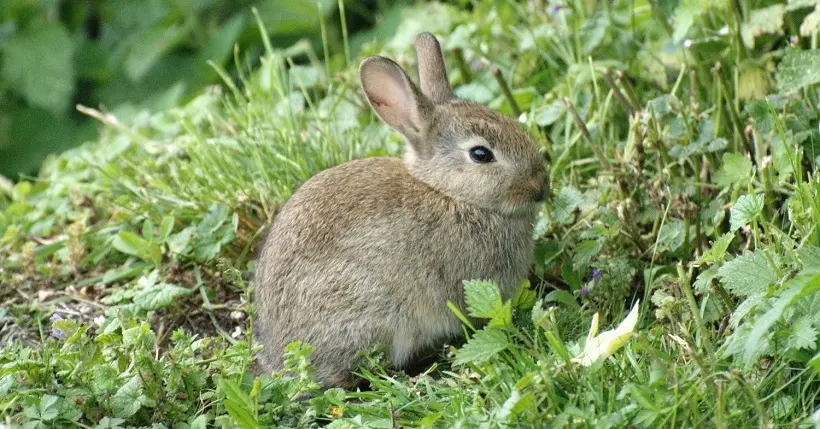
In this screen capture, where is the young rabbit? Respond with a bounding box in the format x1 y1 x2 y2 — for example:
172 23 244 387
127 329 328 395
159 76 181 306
254 32 548 388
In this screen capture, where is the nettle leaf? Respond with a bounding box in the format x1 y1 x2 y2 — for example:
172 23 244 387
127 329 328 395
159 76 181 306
463 280 503 319
699 232 735 265
2 22 76 114
731 292 766 328
740 5 785 49
714 153 753 186
729 194 764 232
798 245 820 271
776 48 820 93
454 328 509 365
657 220 685 252
552 186 584 225
717 251 779 297
134 283 192 311
787 316 818 350
743 272 820 364
111 375 145 418
694 265 720 294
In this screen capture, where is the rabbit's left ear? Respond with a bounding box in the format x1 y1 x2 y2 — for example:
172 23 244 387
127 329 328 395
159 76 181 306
414 32 454 104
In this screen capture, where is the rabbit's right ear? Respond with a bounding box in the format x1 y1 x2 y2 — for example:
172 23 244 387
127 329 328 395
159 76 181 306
360 56 433 142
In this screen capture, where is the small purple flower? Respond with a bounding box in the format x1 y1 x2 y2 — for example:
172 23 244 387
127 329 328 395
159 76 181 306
580 287 589 297
550 4 563 15
49 313 63 322
50 328 66 340
592 269 601 281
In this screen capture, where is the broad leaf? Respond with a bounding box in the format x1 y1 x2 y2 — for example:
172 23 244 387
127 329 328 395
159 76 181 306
552 187 584 225
776 48 820 93
717 251 778 296
111 376 144 418
714 153 753 186
463 280 503 319
454 328 509 365
729 194 764 232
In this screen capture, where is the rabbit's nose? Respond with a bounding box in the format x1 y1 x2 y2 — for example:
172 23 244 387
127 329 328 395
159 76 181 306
531 174 549 202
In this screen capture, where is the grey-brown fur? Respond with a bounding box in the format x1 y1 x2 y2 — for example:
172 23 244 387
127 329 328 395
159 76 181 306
253 32 548 388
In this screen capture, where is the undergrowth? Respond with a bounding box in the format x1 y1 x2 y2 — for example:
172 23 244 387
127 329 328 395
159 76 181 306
1 0 820 427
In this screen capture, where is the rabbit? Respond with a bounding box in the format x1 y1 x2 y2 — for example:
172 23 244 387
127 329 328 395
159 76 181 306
253 32 548 388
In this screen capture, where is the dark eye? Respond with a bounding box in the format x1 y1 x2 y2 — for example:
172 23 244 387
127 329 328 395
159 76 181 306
469 146 495 163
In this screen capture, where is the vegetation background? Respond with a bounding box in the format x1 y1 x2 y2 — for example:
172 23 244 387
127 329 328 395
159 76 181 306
1 0 820 428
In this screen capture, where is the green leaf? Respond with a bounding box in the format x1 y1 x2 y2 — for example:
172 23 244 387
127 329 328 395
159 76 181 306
744 272 820 364
798 245 820 271
544 290 581 312
197 204 230 236
454 328 509 365
573 240 603 269
125 24 188 81
698 232 735 265
167 227 194 255
717 251 778 296
776 48 820 93
159 216 175 243
714 153 753 186
218 378 258 429
657 221 685 252
534 105 563 126
552 187 583 225
2 23 76 115
740 5 786 49
113 231 150 258
189 415 208 429
729 194 764 232
463 280 503 319
111 376 143 418
693 265 720 294
787 316 818 350
134 283 192 311
39 395 59 421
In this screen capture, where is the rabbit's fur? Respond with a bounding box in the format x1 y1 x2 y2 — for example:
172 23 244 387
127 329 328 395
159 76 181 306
254 32 548 388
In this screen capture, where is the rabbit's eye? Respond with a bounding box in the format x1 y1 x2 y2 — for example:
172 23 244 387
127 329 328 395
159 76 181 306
469 146 495 163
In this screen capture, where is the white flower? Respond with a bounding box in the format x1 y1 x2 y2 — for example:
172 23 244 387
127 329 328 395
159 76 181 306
573 300 640 367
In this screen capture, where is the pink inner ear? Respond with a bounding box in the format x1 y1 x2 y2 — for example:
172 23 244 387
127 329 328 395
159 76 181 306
368 73 410 112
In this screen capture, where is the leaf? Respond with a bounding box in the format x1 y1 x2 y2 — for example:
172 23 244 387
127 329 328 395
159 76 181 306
189 415 208 429
125 24 188 81
2 22 76 115
544 290 581 312
672 0 720 42
787 316 818 350
113 231 150 258
729 194 764 232
740 5 785 49
799 245 820 271
454 328 509 365
730 293 765 328
167 227 194 255
39 395 60 421
776 48 820 93
743 272 820 364
717 251 778 297
534 104 563 126
197 204 230 236
111 376 144 418
134 283 192 311
463 280 503 319
573 240 603 269
552 186 583 225
714 153 753 186
657 221 685 252
218 378 258 429
159 216 175 243
698 232 735 265
693 265 720 294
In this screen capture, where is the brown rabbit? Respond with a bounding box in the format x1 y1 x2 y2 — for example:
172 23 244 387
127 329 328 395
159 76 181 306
254 32 548 388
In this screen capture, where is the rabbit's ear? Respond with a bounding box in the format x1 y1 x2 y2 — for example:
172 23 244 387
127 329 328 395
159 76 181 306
360 56 433 142
414 32 454 103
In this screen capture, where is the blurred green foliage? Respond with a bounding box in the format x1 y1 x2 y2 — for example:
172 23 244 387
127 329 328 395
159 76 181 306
0 0 400 178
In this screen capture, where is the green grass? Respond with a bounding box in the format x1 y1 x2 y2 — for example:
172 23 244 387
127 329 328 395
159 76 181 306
2 0 820 427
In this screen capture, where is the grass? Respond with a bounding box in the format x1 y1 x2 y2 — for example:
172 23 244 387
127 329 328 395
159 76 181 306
2 0 820 427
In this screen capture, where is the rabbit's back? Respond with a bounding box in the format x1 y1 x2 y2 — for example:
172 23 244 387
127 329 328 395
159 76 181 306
254 157 535 385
